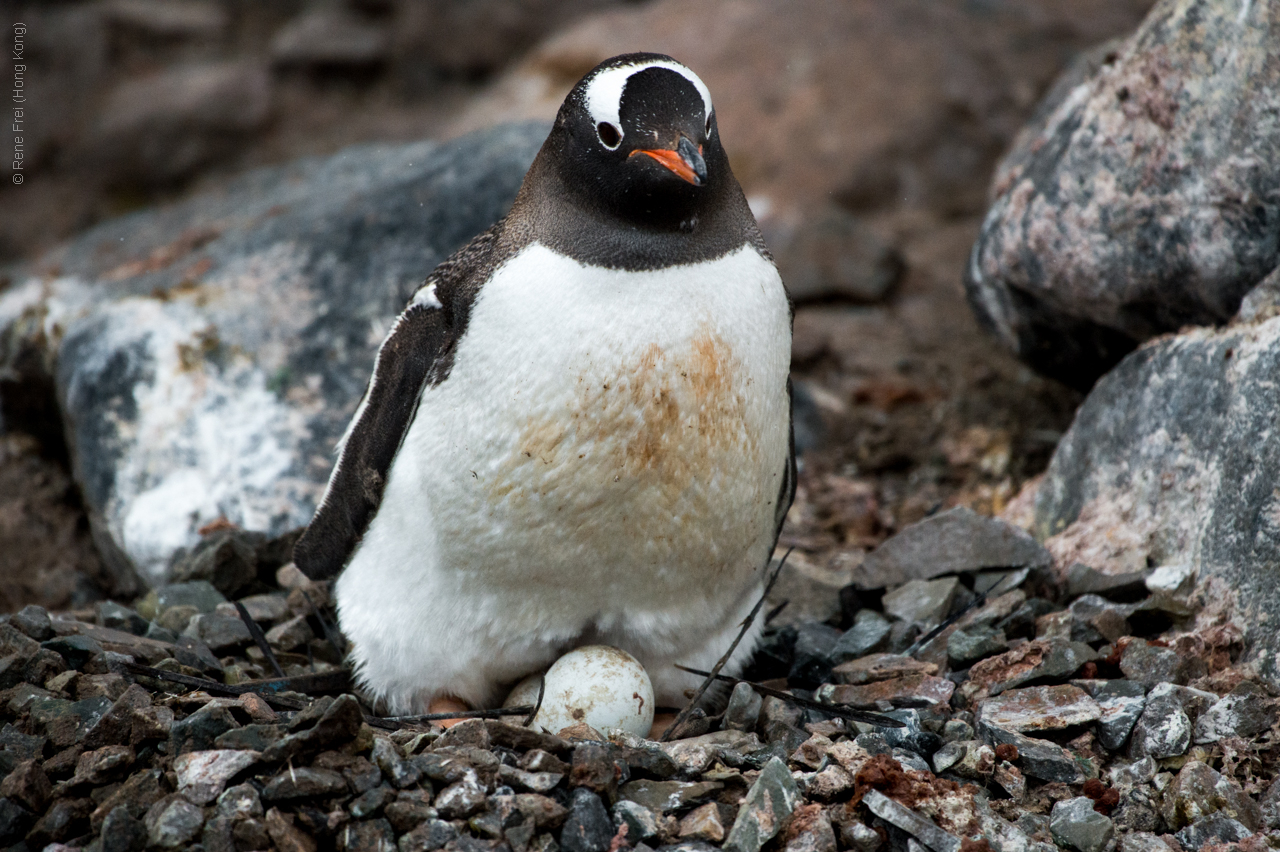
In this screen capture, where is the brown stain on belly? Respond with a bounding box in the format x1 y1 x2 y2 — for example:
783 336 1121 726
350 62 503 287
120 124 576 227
489 325 759 500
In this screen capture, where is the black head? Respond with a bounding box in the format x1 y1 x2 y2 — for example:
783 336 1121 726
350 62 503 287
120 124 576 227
546 53 728 232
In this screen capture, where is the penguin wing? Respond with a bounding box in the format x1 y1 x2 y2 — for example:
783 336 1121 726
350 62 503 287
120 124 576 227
293 223 503 580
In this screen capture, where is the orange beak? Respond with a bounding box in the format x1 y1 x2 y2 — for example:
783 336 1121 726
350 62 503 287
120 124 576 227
629 137 707 186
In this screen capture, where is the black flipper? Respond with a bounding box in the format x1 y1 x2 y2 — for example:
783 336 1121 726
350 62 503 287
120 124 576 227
293 224 503 580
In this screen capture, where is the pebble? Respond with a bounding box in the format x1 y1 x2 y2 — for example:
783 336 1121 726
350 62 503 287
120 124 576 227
861 789 960 852
1074 679 1146 751
1118 640 1187 688
723 757 799 852
144 795 206 849
1194 687 1278 743
263 766 350 800
561 788 614 852
882 577 960 627
976 684 1102 732
183 612 253 653
95 601 150 636
170 702 239 754
723 682 763 732
678 802 726 843
817 673 955 709
613 799 664 844
619 780 722 814
946 624 1007 666
1159 759 1260 832
829 653 937 685
789 622 843 687
981 725 1087 784
1049 797 1114 852
12 605 56 641
174 748 260 804
262 694 364 762
781 802 835 852
1173 813 1252 849
830 610 892 662
434 770 487 819
136 581 227 620
100 804 147 852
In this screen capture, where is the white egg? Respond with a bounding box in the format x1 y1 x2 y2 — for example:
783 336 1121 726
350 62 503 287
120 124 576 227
532 645 654 738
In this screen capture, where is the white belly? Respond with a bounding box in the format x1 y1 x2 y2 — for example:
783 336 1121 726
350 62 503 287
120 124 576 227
337 242 792 711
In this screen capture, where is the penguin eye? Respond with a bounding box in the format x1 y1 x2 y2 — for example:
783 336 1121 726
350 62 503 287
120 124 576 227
596 122 622 150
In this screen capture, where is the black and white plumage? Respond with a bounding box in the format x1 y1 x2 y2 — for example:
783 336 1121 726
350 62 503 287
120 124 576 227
294 53 795 714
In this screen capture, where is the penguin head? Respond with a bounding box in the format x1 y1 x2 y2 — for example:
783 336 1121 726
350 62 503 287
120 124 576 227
549 53 727 230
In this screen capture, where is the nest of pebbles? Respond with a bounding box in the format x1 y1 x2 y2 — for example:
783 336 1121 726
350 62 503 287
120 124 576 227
1 528 1278 852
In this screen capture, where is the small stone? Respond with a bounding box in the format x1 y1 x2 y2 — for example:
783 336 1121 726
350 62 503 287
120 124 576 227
1145 564 1195 596
95 601 150 636
373 737 423 789
724 757 800 852
619 780 722 814
1262 775 1280 830
399 818 459 852
679 802 725 843
27 796 94 846
1119 640 1188 688
263 766 349 800
384 789 436 833
829 654 937 685
992 761 1026 800
1127 696 1191 760
882 577 960 627
145 795 207 849
434 770 486 819
262 693 363 761
1194 689 1278 743
658 730 762 775
890 748 929 773
266 614 314 651
931 740 992 779
171 529 259 598
265 807 317 852
170 702 239 754
349 784 396 819
613 800 663 845
215 783 263 820
42 634 105 670
0 759 51 812
789 622 843 687
1173 814 1252 849
781 803 836 852
561 788 613 852
214 722 282 751
967 639 1099 697
723 682 763 732
1064 564 1148 599
830 610 891 662
877 710 943 758
216 593 289 625
837 819 882 852
157 605 200 635
175 749 259 804
1159 759 1261 832
72 743 135 784
947 625 1007 666
817 673 954 709
1117 833 1175 852
498 764 562 794
172 635 224 674
336 817 396 851
137 581 227 620
976 684 1102 733
1107 757 1157 791
861 789 960 852
981 726 1086 784
1049 797 1114 852
12 605 55 640
942 719 974 743
183 613 252 654
570 742 624 795
100 804 147 852
0 797 34 845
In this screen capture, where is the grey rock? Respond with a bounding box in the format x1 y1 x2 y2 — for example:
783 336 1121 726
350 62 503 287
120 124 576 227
373 737 423 789
882 577 960 627
724 757 800 852
1064 564 1148 600
0 797 34 845
498 764 562 794
613 800 663 845
965 0 1280 387
1194 689 1279 743
12 605 55 641
1112 786 1162 835
1107 756 1156 791
1262 775 1280 829
174 749 260 805
1067 594 1134 643
1049 797 1113 852
562 788 613 852
213 722 282 752
399 818 459 852
338 817 397 851
837 819 883 852
830 610 891 662
855 507 1050 588
182 612 252 654
1160 759 1261 832
6 124 546 582
1118 640 1187 688
1126 683 1215 760
170 703 239 755
101 804 147 852
263 766 349 800
723 682 763 733
618 780 722 814
781 804 836 852
215 783 263 820
890 748 930 774
981 725 1088 784
170 530 259 598
42 634 104 669
350 784 397 819
1033 316 1280 678
137 581 227 619
942 719 974 743
947 624 1008 666
1173 814 1252 849
862 789 960 852
265 614 314 651
1117 834 1175 852
789 621 843 687
931 740 993 779
384 791 437 834
434 770 487 819
976 684 1102 733
262 693 363 761
95 601 149 636
144 795 206 849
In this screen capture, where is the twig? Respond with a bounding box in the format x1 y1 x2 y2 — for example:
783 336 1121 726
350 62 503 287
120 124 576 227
117 660 310 709
378 705 536 723
523 676 545 729
662 548 793 742
674 665 906 728
235 601 286 679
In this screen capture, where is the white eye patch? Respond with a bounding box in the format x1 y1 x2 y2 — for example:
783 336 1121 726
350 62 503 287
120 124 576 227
583 59 714 135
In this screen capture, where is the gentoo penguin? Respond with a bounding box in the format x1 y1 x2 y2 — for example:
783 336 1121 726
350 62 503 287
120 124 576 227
294 53 795 715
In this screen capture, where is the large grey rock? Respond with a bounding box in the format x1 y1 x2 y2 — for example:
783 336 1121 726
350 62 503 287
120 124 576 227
0 123 547 582
965 0 1280 388
854 507 1050 589
1034 314 1280 678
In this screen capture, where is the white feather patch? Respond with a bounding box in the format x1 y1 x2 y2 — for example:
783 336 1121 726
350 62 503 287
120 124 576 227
584 59 714 134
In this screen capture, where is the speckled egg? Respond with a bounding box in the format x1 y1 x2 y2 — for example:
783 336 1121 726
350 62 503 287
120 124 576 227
531 645 654 737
